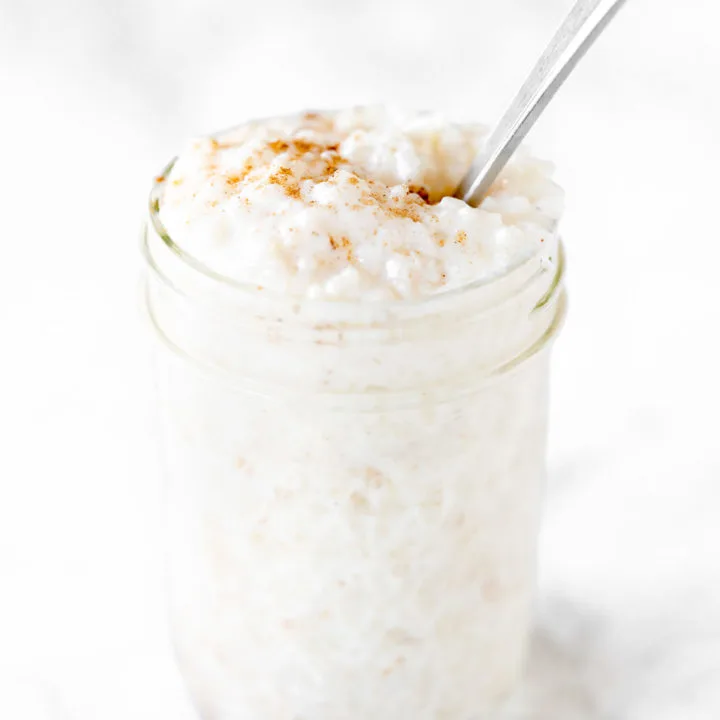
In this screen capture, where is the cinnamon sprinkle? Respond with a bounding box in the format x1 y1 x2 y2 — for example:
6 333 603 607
268 166 301 199
340 235 354 263
292 139 320 154
328 235 356 263
408 185 430 203
225 158 255 188
268 139 290 153
385 204 422 222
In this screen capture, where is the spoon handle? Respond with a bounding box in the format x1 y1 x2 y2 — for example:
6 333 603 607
456 0 629 206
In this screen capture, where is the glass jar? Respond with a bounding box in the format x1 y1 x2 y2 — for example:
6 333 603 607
143 169 567 720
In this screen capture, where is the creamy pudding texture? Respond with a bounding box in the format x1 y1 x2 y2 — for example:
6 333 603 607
158 107 563 300
146 107 567 720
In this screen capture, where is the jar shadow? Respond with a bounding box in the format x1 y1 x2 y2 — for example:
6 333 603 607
510 597 617 720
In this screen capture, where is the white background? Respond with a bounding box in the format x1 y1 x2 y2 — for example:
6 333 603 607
1 0 719 718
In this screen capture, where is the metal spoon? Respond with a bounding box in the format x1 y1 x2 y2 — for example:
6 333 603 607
456 0 629 207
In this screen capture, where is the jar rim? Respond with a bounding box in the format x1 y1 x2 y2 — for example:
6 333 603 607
147 156 561 316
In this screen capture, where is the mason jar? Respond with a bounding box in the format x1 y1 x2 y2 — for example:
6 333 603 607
143 167 566 719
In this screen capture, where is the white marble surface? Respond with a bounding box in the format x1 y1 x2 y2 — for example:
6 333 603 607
1 0 719 717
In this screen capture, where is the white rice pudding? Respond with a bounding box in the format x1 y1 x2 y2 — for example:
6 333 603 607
145 107 566 720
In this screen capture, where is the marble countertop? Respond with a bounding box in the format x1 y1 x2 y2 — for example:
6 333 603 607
1 0 719 717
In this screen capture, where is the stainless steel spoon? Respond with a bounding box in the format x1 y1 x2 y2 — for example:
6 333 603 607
456 0 629 207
